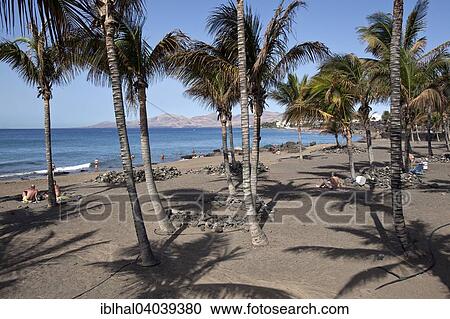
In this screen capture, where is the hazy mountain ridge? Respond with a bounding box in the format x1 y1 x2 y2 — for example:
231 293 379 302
86 111 283 128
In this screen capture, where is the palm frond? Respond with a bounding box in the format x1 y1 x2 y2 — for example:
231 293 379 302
403 0 429 50
0 38 39 86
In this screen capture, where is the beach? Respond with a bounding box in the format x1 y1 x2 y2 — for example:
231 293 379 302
1 138 449 298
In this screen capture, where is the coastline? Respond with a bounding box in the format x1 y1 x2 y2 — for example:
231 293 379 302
0 143 334 197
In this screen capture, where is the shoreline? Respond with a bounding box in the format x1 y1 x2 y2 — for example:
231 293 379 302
0 139 344 183
0 142 336 195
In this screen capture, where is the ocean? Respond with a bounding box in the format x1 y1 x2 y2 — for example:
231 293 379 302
0 127 354 179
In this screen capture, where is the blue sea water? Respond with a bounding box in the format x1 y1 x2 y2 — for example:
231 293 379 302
0 127 354 179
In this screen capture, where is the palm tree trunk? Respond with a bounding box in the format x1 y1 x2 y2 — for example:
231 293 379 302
390 0 410 252
250 110 260 206
335 132 340 147
344 126 356 179
227 117 236 165
104 16 158 266
365 126 374 166
43 94 56 208
410 127 415 143
444 116 450 151
221 113 236 197
436 131 440 142
237 0 268 246
404 125 412 172
297 124 303 160
138 83 175 234
415 124 421 141
427 104 433 157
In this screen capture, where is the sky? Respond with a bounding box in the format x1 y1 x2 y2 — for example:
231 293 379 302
0 0 449 128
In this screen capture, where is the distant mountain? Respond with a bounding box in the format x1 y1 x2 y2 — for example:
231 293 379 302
86 111 283 128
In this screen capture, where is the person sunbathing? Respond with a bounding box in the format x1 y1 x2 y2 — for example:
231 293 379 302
318 173 342 189
43 181 61 199
22 185 38 203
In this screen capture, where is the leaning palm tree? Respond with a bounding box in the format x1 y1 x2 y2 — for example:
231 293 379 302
207 0 329 200
237 0 268 246
85 0 159 266
0 23 75 207
3 0 159 265
271 74 311 160
85 19 183 234
389 0 410 252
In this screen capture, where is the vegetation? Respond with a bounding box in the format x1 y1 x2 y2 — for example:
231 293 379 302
0 23 77 207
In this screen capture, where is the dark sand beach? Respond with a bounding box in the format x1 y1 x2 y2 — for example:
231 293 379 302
0 139 449 298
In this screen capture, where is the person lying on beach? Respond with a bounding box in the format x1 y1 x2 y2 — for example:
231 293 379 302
317 173 341 189
22 185 38 203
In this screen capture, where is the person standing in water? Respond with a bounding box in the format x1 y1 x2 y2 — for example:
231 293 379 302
94 158 100 171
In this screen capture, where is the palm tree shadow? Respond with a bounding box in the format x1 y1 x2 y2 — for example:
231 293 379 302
88 233 293 298
284 216 450 298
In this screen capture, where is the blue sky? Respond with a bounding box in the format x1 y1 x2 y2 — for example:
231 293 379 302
0 0 449 128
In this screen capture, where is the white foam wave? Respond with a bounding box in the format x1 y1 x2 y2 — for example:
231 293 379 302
0 162 91 179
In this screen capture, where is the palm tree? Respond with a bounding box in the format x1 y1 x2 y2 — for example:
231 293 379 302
0 23 75 207
237 0 268 246
390 0 410 252
320 54 384 167
227 112 237 165
183 73 238 198
85 19 182 234
208 0 329 200
166 30 240 198
358 0 449 169
92 0 159 266
321 120 342 147
2 0 160 266
271 74 311 160
309 69 357 179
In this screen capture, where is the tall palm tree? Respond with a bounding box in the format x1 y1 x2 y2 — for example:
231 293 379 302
271 74 311 160
358 0 449 169
227 112 237 165
92 0 159 266
0 23 75 207
390 0 410 252
2 0 160 266
183 73 238 198
237 0 268 246
85 19 182 234
166 31 240 198
208 0 329 200
121 25 183 235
